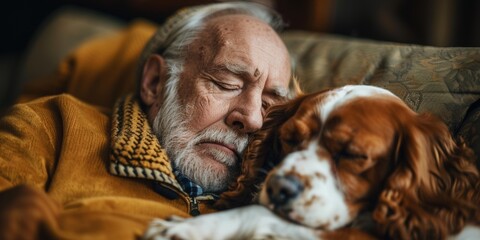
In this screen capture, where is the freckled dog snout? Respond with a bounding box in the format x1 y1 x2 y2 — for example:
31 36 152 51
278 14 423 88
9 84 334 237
266 175 304 207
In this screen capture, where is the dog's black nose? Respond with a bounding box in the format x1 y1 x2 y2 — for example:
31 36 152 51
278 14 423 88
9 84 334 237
266 174 304 207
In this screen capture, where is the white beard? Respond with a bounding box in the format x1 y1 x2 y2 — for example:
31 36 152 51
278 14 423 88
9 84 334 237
152 64 249 193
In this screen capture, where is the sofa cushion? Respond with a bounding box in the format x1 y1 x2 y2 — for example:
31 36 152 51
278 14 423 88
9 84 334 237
281 31 480 133
457 102 480 167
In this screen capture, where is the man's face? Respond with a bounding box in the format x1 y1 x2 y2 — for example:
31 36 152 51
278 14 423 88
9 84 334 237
145 14 291 193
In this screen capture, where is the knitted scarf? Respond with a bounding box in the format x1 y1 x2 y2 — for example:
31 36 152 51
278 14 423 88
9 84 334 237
109 94 183 191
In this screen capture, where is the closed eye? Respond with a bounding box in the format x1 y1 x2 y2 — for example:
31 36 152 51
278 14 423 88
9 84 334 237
279 134 304 153
334 150 368 161
283 137 300 147
212 80 240 91
201 71 242 92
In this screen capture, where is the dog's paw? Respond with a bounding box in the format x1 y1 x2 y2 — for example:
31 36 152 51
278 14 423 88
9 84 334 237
142 217 203 240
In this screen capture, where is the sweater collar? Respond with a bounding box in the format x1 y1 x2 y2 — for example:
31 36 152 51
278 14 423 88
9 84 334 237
109 94 184 191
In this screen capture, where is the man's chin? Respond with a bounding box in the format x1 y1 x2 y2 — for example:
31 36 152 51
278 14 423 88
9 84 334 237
197 155 237 187
177 154 238 193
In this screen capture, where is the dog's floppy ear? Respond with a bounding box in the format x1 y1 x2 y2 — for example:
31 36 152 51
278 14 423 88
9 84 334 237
215 95 309 209
373 113 480 239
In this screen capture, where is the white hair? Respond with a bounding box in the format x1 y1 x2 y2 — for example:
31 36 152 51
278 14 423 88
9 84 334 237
137 2 285 90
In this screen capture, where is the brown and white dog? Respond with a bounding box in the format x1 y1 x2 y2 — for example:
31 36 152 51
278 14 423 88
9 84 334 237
144 85 480 240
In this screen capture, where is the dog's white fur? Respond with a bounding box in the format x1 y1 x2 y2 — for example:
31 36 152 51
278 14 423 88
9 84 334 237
258 142 350 230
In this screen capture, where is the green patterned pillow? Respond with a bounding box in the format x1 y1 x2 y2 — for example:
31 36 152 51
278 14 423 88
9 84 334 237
281 31 480 133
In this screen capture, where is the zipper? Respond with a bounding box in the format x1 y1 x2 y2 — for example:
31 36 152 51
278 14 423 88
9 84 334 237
153 182 217 216
154 182 201 216
189 197 200 216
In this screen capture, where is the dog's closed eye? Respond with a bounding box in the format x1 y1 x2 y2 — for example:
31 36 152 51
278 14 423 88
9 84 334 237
333 150 368 162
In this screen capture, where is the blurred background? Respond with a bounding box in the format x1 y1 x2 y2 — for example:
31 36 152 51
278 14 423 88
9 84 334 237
1 0 479 110
2 0 479 55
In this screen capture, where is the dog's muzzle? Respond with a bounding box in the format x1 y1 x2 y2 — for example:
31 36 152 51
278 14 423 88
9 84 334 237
266 174 304 209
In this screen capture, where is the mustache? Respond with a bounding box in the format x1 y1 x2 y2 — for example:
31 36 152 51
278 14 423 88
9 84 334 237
191 128 250 156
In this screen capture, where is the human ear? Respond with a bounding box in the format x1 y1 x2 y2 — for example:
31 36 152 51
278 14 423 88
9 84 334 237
140 54 167 106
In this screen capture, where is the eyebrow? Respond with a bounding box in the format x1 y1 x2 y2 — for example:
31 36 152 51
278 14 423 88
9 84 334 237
224 62 250 76
210 62 289 99
210 62 251 79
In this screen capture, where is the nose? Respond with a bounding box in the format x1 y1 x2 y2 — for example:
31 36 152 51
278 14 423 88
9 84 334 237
226 94 263 133
266 174 304 207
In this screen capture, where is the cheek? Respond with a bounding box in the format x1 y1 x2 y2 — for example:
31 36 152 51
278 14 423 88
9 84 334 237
183 92 230 132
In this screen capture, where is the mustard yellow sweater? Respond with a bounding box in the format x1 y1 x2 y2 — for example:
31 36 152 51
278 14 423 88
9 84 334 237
0 94 217 239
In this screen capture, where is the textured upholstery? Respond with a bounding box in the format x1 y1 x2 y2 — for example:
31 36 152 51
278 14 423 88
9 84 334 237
282 31 480 131
281 31 480 163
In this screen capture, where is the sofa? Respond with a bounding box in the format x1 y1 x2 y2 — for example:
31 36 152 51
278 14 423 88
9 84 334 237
5 6 480 167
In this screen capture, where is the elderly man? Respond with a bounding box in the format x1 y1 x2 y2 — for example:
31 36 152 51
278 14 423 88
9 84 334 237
0 2 292 239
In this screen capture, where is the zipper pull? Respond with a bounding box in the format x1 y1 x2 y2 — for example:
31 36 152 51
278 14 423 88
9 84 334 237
189 197 200 216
